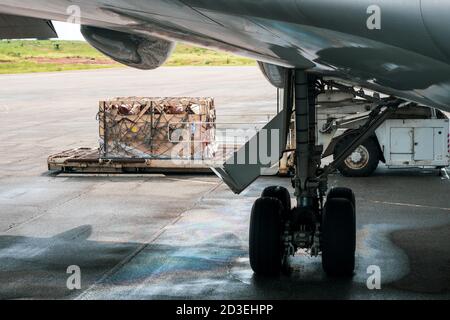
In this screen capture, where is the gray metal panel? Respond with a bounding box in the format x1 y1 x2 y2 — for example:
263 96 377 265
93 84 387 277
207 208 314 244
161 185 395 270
433 127 445 162
212 111 286 194
414 127 434 161
0 13 57 39
390 127 413 154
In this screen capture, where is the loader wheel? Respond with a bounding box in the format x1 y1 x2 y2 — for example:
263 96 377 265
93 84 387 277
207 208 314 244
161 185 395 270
261 186 291 220
334 135 380 177
322 197 356 277
249 197 284 276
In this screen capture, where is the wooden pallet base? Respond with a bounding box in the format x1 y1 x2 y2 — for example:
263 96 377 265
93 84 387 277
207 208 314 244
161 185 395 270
48 148 216 174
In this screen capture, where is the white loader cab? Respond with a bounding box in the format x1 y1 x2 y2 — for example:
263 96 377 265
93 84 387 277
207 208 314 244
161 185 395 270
280 89 450 177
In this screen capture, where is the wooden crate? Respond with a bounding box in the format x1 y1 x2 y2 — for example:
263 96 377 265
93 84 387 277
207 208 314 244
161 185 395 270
99 97 216 159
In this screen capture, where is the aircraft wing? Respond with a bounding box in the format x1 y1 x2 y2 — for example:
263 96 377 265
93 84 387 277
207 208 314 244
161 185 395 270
0 13 56 39
0 0 449 112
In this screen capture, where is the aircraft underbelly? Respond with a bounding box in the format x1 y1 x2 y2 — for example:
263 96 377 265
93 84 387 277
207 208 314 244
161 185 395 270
0 0 449 111
186 0 450 110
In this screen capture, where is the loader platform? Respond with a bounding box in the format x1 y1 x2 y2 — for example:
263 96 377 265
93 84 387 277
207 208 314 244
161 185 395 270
47 147 216 174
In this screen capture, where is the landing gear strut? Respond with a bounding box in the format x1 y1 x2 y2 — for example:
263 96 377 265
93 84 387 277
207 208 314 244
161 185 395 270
249 70 401 277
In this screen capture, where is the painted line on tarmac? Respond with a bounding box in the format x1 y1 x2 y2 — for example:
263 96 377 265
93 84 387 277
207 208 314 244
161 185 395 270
75 226 168 300
75 181 222 300
367 200 450 212
165 177 220 185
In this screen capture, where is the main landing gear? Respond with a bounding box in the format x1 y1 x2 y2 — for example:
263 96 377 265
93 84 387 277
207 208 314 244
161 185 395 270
249 70 401 277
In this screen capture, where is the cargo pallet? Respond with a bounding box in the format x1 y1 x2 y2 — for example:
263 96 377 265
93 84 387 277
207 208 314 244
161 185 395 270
48 147 218 174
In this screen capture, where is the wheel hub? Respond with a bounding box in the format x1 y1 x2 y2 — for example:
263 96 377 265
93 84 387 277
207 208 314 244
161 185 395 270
345 145 370 169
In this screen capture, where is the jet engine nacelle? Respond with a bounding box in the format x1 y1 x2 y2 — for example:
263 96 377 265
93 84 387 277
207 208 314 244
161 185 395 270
257 61 287 88
81 26 175 70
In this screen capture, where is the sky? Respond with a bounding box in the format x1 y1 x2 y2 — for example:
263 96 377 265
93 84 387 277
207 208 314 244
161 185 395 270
53 21 85 40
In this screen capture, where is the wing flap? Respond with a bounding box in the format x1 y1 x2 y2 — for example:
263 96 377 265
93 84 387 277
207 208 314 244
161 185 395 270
0 13 57 39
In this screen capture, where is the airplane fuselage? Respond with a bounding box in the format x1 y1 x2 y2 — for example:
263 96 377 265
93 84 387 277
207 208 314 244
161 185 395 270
0 0 449 112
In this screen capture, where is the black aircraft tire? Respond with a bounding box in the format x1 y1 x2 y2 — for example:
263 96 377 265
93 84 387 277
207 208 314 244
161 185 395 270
261 186 292 220
334 136 380 177
249 197 283 276
327 187 356 208
322 197 356 277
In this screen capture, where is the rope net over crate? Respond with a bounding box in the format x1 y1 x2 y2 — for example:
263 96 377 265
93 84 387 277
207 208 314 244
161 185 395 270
99 97 216 160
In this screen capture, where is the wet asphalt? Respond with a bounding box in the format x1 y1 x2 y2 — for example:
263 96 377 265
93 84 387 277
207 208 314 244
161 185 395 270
0 67 448 299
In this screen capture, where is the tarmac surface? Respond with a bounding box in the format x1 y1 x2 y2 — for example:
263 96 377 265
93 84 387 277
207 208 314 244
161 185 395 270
0 67 449 300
